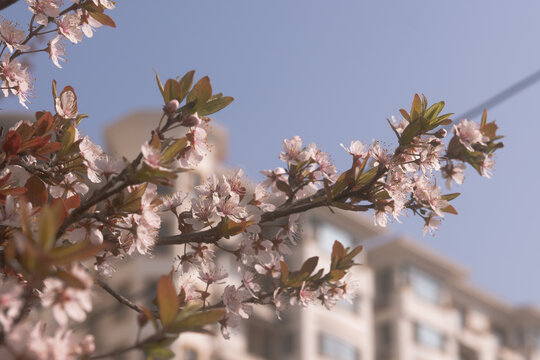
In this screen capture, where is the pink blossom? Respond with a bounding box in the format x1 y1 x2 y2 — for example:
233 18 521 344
453 119 487 152
222 285 252 319
442 162 466 190
0 20 29 53
48 35 66 68
57 13 83 44
279 135 310 165
27 0 62 25
341 140 368 158
41 265 93 326
481 155 495 178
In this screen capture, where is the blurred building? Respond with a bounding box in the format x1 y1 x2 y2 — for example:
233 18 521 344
96 111 540 360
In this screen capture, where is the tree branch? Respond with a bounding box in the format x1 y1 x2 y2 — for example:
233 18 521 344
96 277 142 314
0 0 18 12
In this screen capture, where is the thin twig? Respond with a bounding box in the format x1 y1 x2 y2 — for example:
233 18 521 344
95 277 142 314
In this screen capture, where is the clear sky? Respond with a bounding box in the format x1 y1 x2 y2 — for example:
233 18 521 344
2 1 539 306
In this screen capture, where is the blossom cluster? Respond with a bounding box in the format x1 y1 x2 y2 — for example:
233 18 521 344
0 5 504 359
0 0 115 108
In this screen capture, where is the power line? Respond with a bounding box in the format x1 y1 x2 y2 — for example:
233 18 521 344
456 67 540 120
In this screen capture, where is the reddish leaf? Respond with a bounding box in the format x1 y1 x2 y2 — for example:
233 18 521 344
89 11 116 27
24 176 48 207
2 131 21 155
157 275 179 327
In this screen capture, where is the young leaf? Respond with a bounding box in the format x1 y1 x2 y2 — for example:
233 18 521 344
197 96 234 116
186 76 212 111
157 275 179 327
300 256 319 276
179 70 195 102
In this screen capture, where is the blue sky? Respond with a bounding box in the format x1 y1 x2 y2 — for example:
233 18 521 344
2 1 539 305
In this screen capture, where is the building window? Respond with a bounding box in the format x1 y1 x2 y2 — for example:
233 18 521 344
184 348 198 360
281 332 295 355
375 268 393 308
459 343 478 360
492 325 506 347
406 265 443 304
319 332 359 360
414 323 445 350
247 322 274 359
316 222 354 253
376 322 392 359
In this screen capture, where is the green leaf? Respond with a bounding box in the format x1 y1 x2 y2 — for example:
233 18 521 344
163 79 182 103
328 269 345 282
60 126 76 157
280 261 289 286
354 166 380 189
331 169 352 197
300 256 319 276
331 240 345 268
197 96 234 116
480 109 488 128
425 101 445 121
186 76 212 111
48 242 108 266
167 309 225 333
160 137 188 164
179 70 195 102
157 275 179 327
441 193 460 201
410 94 422 122
399 120 422 145
38 206 56 251
399 109 410 122
155 71 165 102
118 183 147 212
441 204 458 215
89 11 116 27
144 345 176 360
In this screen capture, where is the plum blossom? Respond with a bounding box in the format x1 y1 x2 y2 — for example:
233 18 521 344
50 173 89 198
198 262 227 285
185 197 219 230
141 142 163 169
55 86 78 119
77 9 102 38
260 167 288 194
67 225 103 244
453 118 487 151
0 322 94 360
41 265 93 326
341 140 368 158
0 20 29 53
26 0 62 25
48 35 67 68
423 212 441 236
178 127 208 168
290 281 316 307
222 285 252 319
481 155 495 178
0 278 23 331
57 13 83 44
442 162 466 190
0 54 34 108
279 135 310 165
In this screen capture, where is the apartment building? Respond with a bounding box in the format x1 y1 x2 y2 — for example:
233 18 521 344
98 111 540 360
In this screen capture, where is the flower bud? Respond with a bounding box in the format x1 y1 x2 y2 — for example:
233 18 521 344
182 112 202 127
163 99 179 118
434 128 447 139
78 335 96 355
